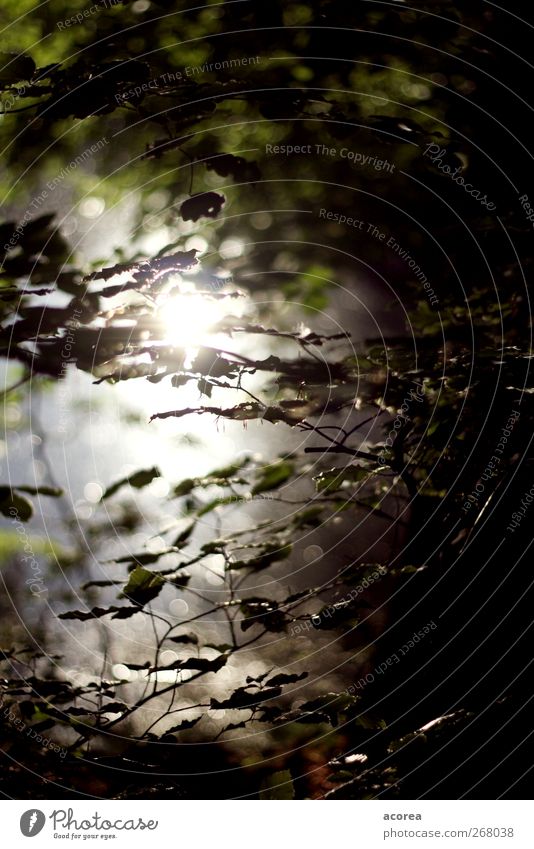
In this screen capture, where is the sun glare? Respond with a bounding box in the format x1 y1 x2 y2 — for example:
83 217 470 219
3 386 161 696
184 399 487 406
160 289 227 349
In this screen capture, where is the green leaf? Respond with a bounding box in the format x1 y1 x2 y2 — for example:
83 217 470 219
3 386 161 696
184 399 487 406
102 467 160 499
119 566 165 607
314 464 379 494
205 457 250 479
252 460 294 495
173 478 196 497
327 770 356 783
172 458 249 499
259 770 295 800
197 495 238 516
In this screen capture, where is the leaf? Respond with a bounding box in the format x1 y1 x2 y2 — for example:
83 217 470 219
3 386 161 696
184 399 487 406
52 706 94 720
164 716 201 734
81 579 123 590
58 605 139 621
111 607 142 620
99 280 143 298
171 374 191 388
149 655 228 674
292 507 324 528
246 672 270 686
119 566 165 607
85 251 197 283
101 701 128 714
240 597 287 632
205 642 233 653
168 573 190 588
218 720 246 733
0 647 15 660
173 522 195 547
229 542 292 573
206 153 260 183
0 489 33 522
99 59 151 84
311 601 360 630
197 378 213 397
293 711 332 725
112 549 177 567
25 678 74 697
201 539 225 555
252 460 294 495
102 467 161 499
259 770 295 800
210 685 282 710
338 562 387 585
298 692 359 725
314 465 378 494
15 486 63 497
122 467 161 489
328 770 358 783
190 348 238 378
286 589 312 604
150 402 264 423
205 457 251 479
265 671 308 687
197 495 239 516
168 633 198 646
0 52 36 85
180 192 225 222
173 478 196 497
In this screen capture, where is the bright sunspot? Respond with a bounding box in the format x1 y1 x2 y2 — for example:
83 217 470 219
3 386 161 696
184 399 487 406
160 288 227 349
